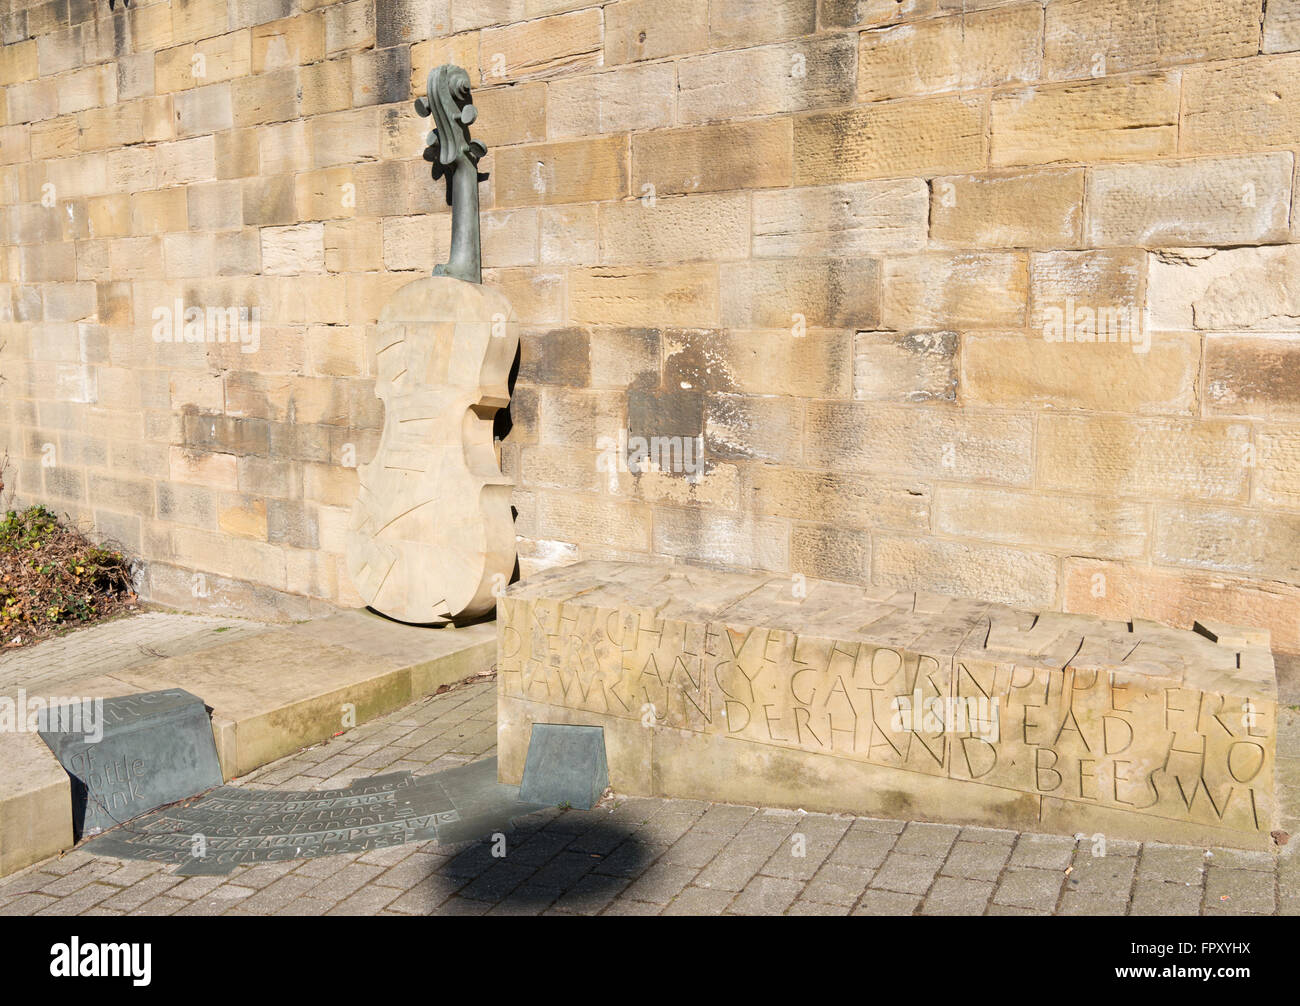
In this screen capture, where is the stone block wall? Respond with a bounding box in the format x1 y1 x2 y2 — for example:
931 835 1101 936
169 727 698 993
0 0 1297 642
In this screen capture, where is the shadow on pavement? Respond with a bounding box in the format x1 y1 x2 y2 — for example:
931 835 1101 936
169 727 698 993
426 816 653 913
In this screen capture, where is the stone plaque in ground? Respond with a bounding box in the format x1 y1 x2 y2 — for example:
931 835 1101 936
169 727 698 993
519 723 608 810
84 758 546 874
38 689 224 839
497 561 1279 850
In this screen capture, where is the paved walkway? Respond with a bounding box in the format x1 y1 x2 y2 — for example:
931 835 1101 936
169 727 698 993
0 611 270 694
1 678 1294 916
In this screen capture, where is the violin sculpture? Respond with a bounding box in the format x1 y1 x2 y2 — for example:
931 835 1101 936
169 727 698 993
345 64 519 625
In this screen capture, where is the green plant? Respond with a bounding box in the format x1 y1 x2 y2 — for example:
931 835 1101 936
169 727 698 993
0 505 137 645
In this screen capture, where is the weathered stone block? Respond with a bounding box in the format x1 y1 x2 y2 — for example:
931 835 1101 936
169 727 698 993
538 493 652 550
633 119 792 196
517 327 590 387
991 73 1180 165
961 331 1199 415
251 14 324 72
548 63 675 138
679 35 856 122
30 117 79 161
1265 0 1300 53
38 25 82 78
0 38 37 86
479 8 602 82
1204 334 1300 421
753 179 928 257
796 95 984 184
790 523 870 584
806 402 1034 485
481 208 539 269
1154 506 1300 583
746 466 929 530
874 535 1058 607
157 135 217 188
665 327 853 399
930 168 1084 248
351 44 410 108
325 0 375 55
482 267 566 323
883 252 1026 330
499 560 1279 848
705 393 804 466
375 0 445 48
473 83 548 148
197 29 253 84
172 0 229 44
1086 153 1293 247
1037 414 1251 503
215 127 260 179
1253 426 1300 519
653 509 789 571
604 0 709 64
156 43 198 93
853 330 957 403
130 188 189 234
1044 0 1258 80
295 166 355 222
59 64 117 116
598 193 748 265
722 257 880 331
1028 248 1143 334
261 222 325 275
231 66 299 126
709 0 816 47
1181 55 1300 153
569 265 718 327
1146 246 1300 332
935 486 1150 559
494 135 629 207
858 4 1041 101
310 106 379 168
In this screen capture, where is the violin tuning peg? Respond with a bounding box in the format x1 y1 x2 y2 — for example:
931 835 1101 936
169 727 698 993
414 96 429 116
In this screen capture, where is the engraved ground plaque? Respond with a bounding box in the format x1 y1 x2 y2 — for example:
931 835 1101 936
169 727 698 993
38 689 224 839
85 757 545 875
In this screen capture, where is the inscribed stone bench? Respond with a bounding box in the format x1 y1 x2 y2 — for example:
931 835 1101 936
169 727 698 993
497 561 1277 850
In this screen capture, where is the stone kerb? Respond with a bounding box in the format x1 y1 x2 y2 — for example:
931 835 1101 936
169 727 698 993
497 560 1277 850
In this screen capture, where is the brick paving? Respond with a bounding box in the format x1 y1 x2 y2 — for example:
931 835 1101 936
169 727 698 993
1 678 1296 916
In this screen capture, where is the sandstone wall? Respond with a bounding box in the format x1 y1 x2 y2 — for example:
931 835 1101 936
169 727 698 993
0 0 1297 643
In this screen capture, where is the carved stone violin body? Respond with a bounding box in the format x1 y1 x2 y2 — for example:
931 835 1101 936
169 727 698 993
345 64 518 626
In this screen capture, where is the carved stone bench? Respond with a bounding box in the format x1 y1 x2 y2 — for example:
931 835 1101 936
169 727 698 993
497 561 1278 849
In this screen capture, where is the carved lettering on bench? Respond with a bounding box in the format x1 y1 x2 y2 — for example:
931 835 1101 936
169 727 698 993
497 563 1278 842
